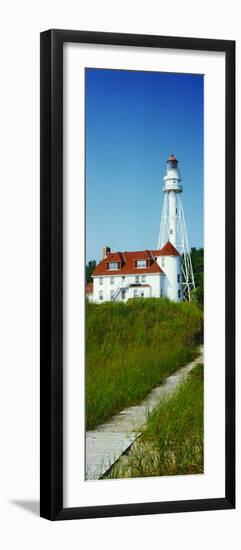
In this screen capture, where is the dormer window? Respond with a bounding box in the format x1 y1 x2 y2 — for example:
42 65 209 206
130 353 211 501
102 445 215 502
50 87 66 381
107 262 119 270
136 260 147 268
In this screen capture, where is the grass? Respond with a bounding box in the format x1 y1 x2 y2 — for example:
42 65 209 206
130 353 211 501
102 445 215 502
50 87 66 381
108 364 204 479
86 298 203 430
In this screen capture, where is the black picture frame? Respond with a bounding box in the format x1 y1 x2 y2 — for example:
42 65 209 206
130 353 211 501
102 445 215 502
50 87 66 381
40 29 235 521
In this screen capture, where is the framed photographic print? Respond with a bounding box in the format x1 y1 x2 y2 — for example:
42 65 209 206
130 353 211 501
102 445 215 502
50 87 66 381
40 29 235 520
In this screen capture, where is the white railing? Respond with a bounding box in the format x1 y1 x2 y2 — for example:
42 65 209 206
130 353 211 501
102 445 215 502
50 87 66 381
111 284 130 302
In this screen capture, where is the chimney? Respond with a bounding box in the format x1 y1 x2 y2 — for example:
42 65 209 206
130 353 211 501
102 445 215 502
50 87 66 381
102 246 111 260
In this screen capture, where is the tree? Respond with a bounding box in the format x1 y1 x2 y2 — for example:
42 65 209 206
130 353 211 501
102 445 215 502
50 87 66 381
190 247 204 306
86 260 96 284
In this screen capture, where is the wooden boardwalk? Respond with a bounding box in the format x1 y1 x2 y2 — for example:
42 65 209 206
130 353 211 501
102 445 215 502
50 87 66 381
86 347 203 480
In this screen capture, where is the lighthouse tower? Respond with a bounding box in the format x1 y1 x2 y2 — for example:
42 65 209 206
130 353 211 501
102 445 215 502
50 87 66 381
157 155 195 301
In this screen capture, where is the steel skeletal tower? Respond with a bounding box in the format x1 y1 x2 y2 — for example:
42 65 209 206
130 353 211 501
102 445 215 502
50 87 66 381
157 155 195 301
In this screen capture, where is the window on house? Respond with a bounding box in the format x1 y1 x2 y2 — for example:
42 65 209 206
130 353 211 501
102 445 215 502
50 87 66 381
162 258 165 267
121 289 126 300
134 289 138 298
141 275 146 283
110 289 115 300
99 277 103 285
170 229 173 234
177 274 180 283
108 262 119 270
99 290 103 300
178 290 181 298
135 275 140 284
140 291 144 297
122 276 125 280
110 276 114 285
136 260 146 268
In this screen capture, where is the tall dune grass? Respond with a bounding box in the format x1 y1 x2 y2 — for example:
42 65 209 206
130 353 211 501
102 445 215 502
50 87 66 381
108 364 204 478
86 298 203 430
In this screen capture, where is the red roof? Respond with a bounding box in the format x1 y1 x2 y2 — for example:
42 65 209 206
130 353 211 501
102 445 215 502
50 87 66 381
92 241 180 277
152 241 180 257
86 282 93 293
93 250 163 277
129 283 151 287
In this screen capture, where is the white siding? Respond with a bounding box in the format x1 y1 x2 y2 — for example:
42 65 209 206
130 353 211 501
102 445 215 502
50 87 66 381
92 272 164 303
157 255 183 302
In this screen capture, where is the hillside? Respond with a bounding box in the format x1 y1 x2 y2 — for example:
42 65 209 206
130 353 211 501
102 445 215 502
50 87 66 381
86 298 203 430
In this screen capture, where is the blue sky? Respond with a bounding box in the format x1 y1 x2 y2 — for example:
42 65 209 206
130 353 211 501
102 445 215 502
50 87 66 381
85 68 203 263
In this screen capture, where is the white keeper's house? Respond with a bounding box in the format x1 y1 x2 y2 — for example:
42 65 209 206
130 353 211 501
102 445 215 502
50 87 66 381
88 241 183 303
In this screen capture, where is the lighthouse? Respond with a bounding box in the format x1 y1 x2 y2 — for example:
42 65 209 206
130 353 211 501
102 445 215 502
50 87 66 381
157 155 195 301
